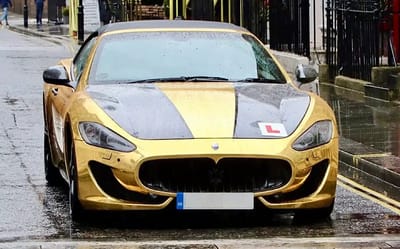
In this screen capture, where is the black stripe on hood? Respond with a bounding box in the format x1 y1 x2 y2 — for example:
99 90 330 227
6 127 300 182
87 84 193 139
234 83 310 138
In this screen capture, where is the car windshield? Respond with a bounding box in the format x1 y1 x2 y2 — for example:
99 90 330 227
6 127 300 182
89 31 287 84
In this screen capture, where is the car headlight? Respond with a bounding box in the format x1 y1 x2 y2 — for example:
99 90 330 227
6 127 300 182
79 122 136 152
292 120 333 151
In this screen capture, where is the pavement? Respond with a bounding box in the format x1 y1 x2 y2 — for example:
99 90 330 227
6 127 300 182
5 12 81 51
4 12 400 207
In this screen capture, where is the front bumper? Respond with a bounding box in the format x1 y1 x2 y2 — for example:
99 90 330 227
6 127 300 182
73 137 338 211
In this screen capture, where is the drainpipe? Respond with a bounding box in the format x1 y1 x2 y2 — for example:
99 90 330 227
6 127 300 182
393 0 400 62
182 0 186 19
220 0 224 22
169 0 173 19
228 0 231 23
239 0 243 26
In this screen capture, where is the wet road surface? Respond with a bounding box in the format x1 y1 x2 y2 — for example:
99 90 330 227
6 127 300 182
1 27 400 248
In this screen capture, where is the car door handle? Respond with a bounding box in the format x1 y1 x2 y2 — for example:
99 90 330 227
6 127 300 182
51 88 59 96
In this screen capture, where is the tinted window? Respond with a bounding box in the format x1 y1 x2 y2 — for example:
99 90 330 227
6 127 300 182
89 31 286 84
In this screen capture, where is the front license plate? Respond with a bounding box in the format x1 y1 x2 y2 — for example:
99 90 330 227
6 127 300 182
176 192 254 210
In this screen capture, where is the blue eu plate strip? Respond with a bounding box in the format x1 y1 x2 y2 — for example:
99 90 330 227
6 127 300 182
176 192 184 210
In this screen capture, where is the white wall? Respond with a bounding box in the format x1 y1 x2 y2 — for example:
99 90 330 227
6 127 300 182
310 0 325 51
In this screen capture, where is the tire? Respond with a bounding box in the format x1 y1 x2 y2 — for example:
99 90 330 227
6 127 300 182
44 134 62 186
68 141 85 221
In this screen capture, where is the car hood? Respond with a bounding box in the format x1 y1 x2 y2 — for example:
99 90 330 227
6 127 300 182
87 82 310 139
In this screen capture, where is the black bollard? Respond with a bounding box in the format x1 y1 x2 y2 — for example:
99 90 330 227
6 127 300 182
23 0 28 28
77 0 84 43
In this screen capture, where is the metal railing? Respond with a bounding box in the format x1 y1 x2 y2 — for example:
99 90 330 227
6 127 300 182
325 0 392 81
269 0 311 58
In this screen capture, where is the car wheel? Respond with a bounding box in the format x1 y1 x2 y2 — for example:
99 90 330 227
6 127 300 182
44 134 62 186
294 201 334 221
68 141 84 221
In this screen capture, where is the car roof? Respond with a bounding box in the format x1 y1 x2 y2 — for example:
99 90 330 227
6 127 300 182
97 20 249 35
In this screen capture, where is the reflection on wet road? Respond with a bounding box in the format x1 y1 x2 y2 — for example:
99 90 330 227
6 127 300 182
320 83 400 157
38 183 400 241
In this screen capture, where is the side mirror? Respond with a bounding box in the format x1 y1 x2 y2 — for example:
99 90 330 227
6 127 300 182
295 64 318 84
43 65 71 86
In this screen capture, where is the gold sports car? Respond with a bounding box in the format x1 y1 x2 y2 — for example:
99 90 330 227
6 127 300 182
42 20 338 221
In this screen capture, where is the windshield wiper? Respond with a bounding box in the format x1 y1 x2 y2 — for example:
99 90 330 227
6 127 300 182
120 77 189 84
184 76 230 82
119 76 230 84
236 78 286 83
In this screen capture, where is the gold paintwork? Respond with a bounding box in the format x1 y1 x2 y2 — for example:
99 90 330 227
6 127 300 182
43 23 339 213
157 82 236 138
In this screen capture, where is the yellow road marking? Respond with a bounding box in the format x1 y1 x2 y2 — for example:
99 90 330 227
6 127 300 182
352 153 391 166
338 175 400 215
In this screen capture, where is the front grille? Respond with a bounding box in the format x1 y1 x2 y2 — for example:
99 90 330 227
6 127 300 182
139 158 292 193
